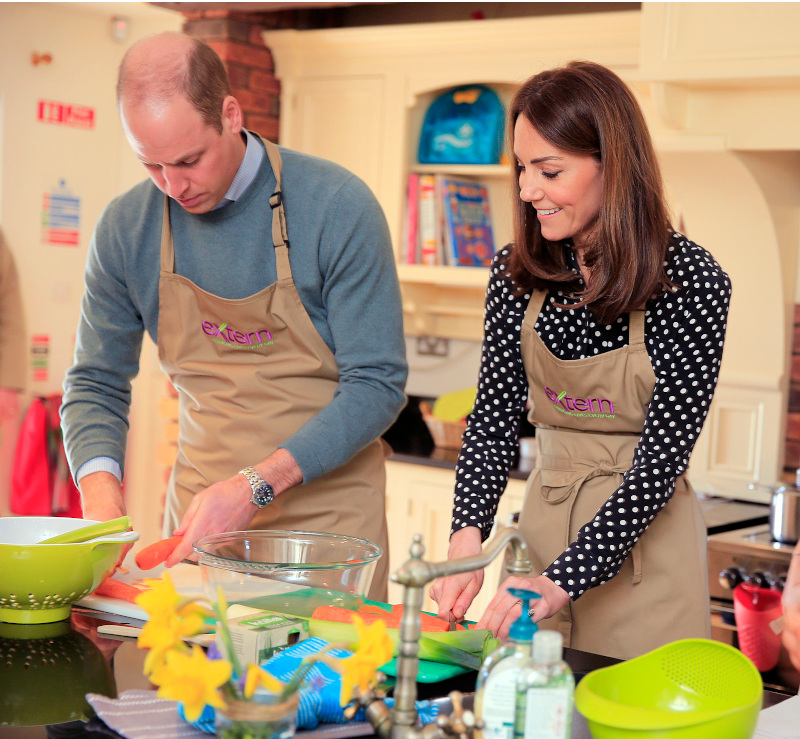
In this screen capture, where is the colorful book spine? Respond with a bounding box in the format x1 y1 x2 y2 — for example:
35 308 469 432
417 173 440 265
404 173 420 264
441 178 495 267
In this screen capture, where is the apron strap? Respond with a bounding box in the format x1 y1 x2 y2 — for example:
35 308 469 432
524 289 647 347
260 137 292 283
160 197 174 273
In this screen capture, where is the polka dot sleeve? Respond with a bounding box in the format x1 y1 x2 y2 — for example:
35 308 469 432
451 234 732 600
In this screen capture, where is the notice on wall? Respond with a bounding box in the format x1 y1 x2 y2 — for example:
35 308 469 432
37 99 95 130
42 179 80 246
31 334 50 383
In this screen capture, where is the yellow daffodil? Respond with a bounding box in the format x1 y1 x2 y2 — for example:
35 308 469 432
337 615 393 707
243 664 288 699
150 644 232 722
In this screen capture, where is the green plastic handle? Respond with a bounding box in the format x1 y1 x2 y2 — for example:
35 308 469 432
38 516 131 544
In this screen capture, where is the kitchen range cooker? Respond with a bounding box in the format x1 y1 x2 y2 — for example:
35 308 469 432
708 522 799 692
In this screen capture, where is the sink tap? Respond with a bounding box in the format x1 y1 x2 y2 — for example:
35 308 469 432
361 525 532 739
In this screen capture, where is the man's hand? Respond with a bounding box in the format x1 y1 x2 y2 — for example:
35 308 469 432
78 471 130 564
429 526 484 623
166 448 303 566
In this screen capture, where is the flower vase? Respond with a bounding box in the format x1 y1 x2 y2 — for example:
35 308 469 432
215 692 299 739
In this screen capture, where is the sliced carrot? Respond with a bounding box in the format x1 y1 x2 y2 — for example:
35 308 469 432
358 604 391 615
134 535 183 570
93 578 147 603
390 604 452 632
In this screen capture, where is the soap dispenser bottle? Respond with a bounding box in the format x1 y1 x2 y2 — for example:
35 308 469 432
513 629 574 739
474 587 541 739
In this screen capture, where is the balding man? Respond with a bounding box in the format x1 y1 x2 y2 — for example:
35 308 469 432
61 33 406 599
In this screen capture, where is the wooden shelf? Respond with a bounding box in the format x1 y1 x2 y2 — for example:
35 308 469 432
408 163 510 178
397 263 490 288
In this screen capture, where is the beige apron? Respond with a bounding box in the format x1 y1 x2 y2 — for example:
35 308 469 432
156 138 389 601
516 289 709 659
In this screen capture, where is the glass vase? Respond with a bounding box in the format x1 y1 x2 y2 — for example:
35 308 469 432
215 691 299 739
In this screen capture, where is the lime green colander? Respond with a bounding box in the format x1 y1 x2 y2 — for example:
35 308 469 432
0 516 138 624
575 638 762 739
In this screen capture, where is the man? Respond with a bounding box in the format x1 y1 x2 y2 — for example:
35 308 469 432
61 32 407 599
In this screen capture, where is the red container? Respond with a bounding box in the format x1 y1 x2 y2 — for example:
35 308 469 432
734 582 783 672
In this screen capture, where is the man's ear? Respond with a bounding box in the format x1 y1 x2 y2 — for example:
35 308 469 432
221 95 243 134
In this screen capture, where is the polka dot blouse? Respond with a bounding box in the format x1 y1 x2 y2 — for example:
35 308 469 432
451 233 732 600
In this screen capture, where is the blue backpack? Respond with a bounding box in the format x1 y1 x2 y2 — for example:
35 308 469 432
418 85 505 165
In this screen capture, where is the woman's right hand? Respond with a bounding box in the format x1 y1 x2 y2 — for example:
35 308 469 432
429 526 484 623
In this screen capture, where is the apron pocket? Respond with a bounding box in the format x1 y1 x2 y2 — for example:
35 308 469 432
538 467 582 505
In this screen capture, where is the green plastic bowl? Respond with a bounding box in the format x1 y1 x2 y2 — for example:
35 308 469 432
0 516 138 624
575 638 763 739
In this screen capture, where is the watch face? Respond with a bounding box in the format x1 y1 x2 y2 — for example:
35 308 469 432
251 483 274 508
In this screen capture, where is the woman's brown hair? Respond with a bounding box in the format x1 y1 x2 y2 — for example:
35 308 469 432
506 61 675 324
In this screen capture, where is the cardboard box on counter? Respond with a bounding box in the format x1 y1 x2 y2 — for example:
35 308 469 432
221 610 310 665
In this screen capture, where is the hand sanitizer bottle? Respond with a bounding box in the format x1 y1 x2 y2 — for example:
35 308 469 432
474 588 541 739
513 629 574 739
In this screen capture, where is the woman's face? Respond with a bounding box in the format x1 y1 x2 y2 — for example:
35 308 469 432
514 115 603 250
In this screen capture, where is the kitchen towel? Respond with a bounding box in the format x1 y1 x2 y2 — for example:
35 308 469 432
753 695 800 738
86 690 205 739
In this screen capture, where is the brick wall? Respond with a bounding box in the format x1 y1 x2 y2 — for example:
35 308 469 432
182 10 290 142
785 305 800 472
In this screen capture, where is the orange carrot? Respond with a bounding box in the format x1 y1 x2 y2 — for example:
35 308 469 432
358 604 391 615
134 535 182 570
93 578 147 603
313 605 399 627
391 604 452 632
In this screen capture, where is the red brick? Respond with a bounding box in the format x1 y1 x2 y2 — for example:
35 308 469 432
226 63 252 89
786 440 800 471
234 88 275 114
248 24 267 47
207 40 273 71
794 304 800 325
245 114 279 141
250 70 281 95
792 356 800 383
788 412 800 441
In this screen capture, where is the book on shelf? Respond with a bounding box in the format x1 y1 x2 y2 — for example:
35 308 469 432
402 172 495 267
440 177 495 267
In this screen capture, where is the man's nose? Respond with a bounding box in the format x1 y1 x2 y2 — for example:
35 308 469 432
162 167 188 199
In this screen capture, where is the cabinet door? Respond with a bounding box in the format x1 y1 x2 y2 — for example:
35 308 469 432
287 76 385 200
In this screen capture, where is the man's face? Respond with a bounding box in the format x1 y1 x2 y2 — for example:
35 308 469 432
120 94 244 214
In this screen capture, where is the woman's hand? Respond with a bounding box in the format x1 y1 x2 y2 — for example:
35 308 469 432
477 574 570 641
429 526 484 623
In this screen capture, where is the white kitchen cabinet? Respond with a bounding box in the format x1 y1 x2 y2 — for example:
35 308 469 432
384 459 527 620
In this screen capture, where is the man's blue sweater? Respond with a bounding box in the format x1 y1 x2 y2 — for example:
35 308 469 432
62 139 407 483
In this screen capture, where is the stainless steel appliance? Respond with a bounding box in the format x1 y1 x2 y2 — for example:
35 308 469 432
708 523 799 692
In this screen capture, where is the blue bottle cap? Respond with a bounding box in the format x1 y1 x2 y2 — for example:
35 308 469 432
506 586 542 642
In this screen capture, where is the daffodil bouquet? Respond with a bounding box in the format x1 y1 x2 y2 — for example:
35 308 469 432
134 574 393 737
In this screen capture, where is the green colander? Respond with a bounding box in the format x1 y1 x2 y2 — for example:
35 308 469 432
575 638 763 739
0 516 139 624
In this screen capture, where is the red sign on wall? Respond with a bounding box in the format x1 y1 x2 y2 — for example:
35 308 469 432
37 100 95 130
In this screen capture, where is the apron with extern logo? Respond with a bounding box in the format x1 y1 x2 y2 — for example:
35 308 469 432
156 138 390 600
516 289 710 659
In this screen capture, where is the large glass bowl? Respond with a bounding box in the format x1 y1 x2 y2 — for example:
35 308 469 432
193 530 382 617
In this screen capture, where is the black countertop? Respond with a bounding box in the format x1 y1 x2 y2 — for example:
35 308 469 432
0 609 790 739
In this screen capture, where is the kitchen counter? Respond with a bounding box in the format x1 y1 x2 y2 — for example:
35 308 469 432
0 609 791 739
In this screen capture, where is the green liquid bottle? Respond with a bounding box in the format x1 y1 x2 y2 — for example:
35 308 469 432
474 588 541 739
513 629 574 739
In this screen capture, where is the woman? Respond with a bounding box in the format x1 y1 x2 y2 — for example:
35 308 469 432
430 61 731 660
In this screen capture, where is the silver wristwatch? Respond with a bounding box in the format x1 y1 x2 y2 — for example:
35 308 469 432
238 466 275 509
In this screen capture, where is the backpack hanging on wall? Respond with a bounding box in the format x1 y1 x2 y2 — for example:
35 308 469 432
418 85 505 165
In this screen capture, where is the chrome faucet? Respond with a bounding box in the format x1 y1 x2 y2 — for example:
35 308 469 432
355 525 532 739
